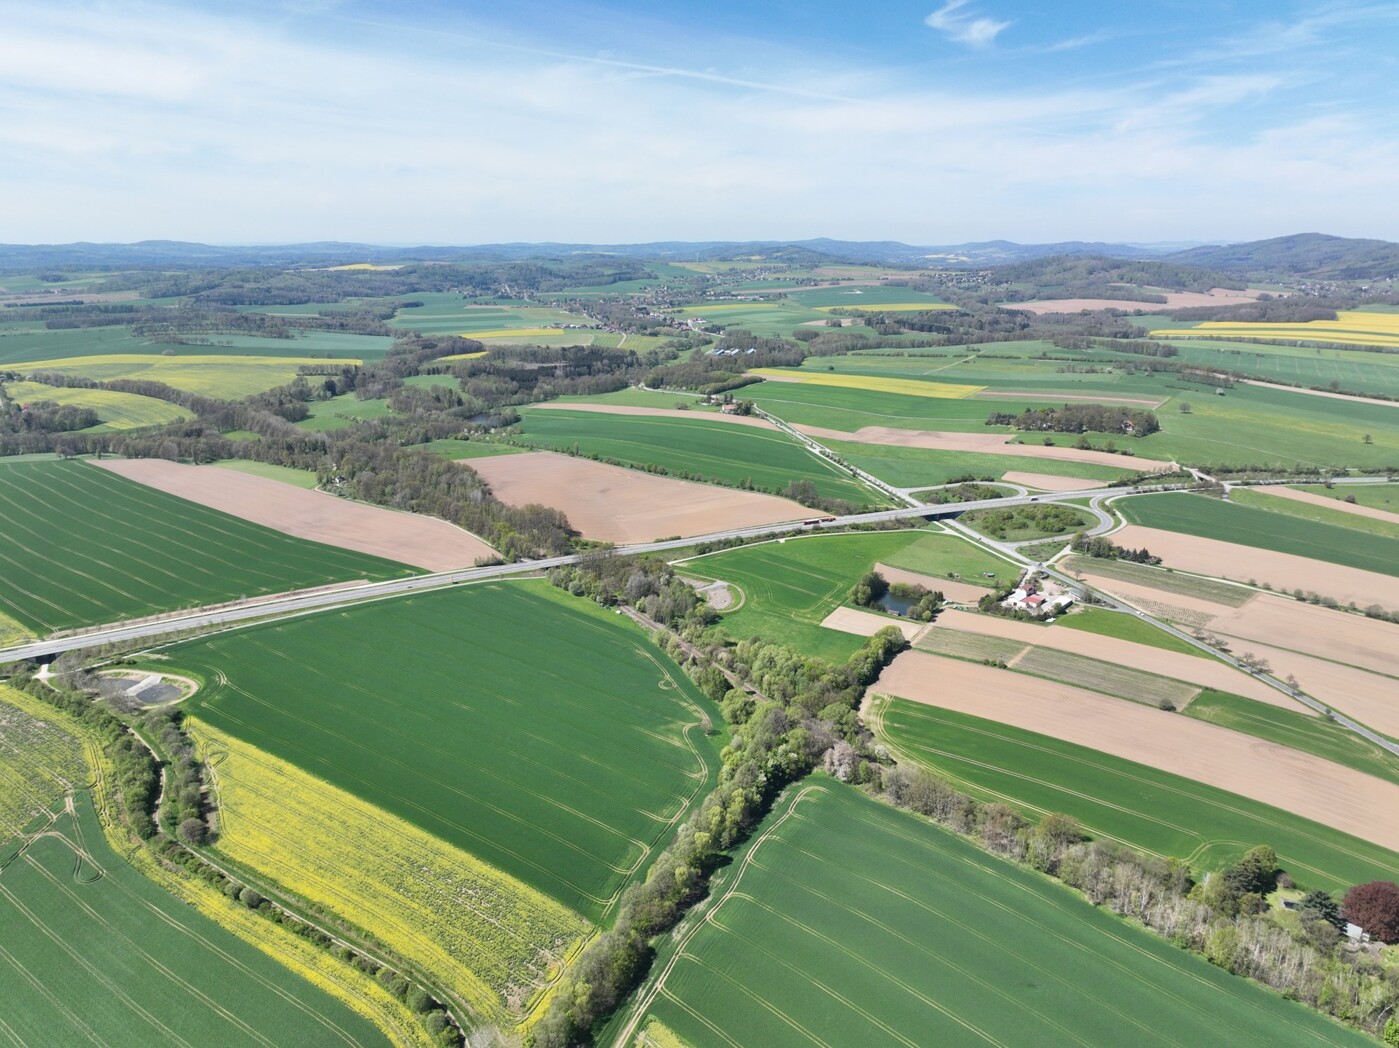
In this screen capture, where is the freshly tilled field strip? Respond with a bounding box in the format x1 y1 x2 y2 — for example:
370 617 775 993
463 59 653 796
872 698 1399 893
1012 646 1201 708
0 459 415 634
176 581 720 919
195 721 589 1023
915 627 1028 664
636 784 1369 1047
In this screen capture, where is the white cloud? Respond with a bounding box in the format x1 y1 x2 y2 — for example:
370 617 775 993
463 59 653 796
924 1 1011 48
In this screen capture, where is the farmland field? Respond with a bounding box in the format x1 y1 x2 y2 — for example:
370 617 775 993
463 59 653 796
1011 646 1200 708
0 689 397 1048
1150 310 1399 348
1119 492 1399 576
0 459 415 634
1185 689 1399 787
11 353 341 399
413 437 528 460
823 438 1138 487
1054 606 1207 655
870 697 1399 893
171 580 721 919
1230 486 1399 540
679 530 1011 661
297 392 392 431
211 459 320 488
913 626 1026 663
624 783 1367 1048
749 367 984 400
0 685 85 843
3 379 192 430
1060 553 1253 605
1293 481 1399 512
513 407 882 506
0 327 389 367
193 720 589 1024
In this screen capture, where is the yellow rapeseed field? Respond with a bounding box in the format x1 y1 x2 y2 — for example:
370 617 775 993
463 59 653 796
327 263 401 271
193 720 591 1025
4 379 192 429
456 328 564 340
748 367 984 399
0 685 86 842
1151 310 1399 348
675 303 778 313
21 355 349 400
813 303 956 313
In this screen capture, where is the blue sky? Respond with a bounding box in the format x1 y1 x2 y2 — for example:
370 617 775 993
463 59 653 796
1 0 1396 244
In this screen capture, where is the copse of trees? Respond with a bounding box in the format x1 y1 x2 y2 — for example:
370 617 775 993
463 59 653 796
1070 533 1162 564
986 403 1160 436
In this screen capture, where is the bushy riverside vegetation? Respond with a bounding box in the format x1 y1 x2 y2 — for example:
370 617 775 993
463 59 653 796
530 551 907 1046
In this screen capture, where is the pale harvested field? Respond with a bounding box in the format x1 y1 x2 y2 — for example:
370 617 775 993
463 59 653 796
1001 471 1105 492
872 563 992 604
932 608 1293 709
1111 525 1396 608
1202 637 1399 739
1070 571 1234 627
93 459 496 572
1207 594 1399 681
820 606 926 642
875 651 1399 851
467 451 808 543
530 402 776 429
796 424 1175 471
1257 485 1399 525
1007 289 1265 314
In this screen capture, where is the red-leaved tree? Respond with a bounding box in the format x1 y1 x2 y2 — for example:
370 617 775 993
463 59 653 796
1342 881 1399 943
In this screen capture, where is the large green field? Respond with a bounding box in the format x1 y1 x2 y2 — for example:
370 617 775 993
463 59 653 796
677 530 1008 661
513 408 883 506
0 459 416 635
823 438 1140 487
0 326 389 367
172 580 721 919
1293 481 1399 512
872 698 1399 892
625 783 1366 1047
0 692 392 1048
3 379 192 430
296 392 393 431
1119 492 1399 576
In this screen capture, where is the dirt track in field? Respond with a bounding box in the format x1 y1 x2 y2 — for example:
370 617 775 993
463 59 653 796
466 451 808 543
1109 525 1395 608
1206 593 1399 681
1001 471 1105 492
931 608 1295 709
796 424 1174 471
820 606 926 642
874 650 1399 851
93 459 496 571
529 402 777 429
1253 485 1399 524
872 564 993 604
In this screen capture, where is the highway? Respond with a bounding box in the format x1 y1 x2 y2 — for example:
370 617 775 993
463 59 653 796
0 482 1174 665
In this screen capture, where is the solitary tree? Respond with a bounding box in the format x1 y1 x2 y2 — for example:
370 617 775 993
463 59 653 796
1343 880 1399 942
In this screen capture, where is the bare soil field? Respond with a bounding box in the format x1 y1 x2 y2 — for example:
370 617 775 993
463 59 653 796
529 402 777 429
1207 594 1399 680
94 459 495 571
796 424 1175 470
872 563 992 604
1001 471 1105 492
933 608 1293 709
1258 485 1399 524
874 650 1399 851
1202 637 1399 739
820 606 927 642
1070 571 1235 627
1006 289 1265 314
466 451 807 543
1110 524 1395 608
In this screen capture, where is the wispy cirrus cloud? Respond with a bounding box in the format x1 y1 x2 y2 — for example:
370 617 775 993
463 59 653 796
924 0 1011 48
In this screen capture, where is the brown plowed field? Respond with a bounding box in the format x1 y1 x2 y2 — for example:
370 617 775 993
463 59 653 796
797 424 1174 471
466 451 807 543
1069 571 1237 627
819 606 927 642
872 563 992 604
94 459 495 571
1110 525 1396 608
874 651 1399 851
1207 594 1399 680
530 402 777 429
932 608 1294 709
1256 485 1399 524
1001 471 1105 492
